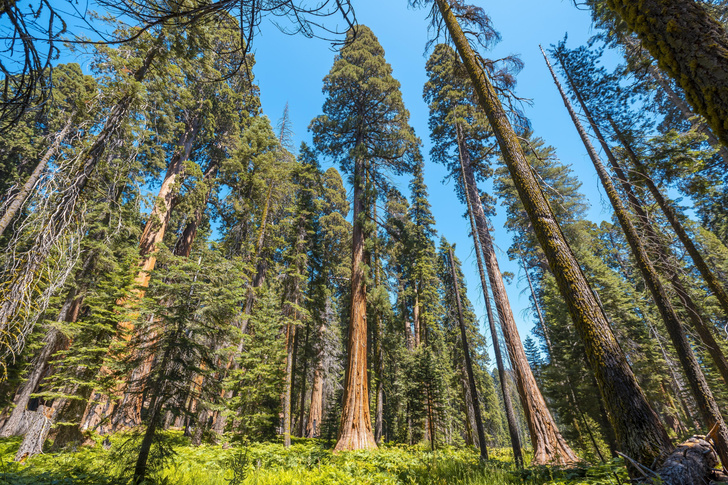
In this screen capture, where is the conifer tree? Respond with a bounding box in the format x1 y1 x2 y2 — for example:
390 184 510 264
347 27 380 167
424 41 576 466
544 46 728 465
311 25 417 451
410 0 673 470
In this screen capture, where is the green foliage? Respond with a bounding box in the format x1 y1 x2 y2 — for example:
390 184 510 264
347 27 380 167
0 435 628 485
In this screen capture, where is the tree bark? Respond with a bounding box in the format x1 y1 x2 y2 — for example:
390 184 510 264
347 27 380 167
547 47 728 467
456 124 576 465
14 405 53 462
283 319 295 448
307 326 325 438
334 154 376 451
604 0 728 146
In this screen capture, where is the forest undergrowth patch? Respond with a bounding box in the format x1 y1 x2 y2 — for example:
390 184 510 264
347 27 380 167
0 433 628 485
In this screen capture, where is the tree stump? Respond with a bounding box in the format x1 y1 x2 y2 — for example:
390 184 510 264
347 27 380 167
14 405 53 462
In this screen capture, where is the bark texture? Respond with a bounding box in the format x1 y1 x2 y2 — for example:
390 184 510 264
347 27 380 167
605 0 728 146
334 156 376 451
14 405 53 462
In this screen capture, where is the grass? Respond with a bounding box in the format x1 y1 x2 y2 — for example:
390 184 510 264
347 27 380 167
0 433 628 484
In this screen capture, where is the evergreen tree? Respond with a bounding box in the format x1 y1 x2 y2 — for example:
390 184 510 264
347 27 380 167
311 25 417 451
410 0 673 471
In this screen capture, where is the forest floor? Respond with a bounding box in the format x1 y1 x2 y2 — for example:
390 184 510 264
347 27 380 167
0 433 627 484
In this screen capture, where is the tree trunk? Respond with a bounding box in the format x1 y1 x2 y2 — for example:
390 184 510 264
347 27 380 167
14 405 53 462
460 364 477 448
547 47 728 467
654 436 724 485
561 67 728 388
456 123 575 465
0 328 68 437
448 247 488 460
460 141 523 467
334 154 376 451
306 308 328 439
433 3 672 467
111 114 203 432
296 319 311 438
0 116 74 238
173 161 218 259
283 319 295 448
604 0 728 146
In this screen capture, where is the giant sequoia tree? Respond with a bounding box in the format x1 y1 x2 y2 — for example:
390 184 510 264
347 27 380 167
311 25 417 451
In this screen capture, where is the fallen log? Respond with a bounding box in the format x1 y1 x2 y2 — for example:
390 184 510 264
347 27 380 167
619 426 727 485
657 437 720 485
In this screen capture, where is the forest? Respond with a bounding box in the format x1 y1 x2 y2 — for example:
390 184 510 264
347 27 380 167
0 0 727 483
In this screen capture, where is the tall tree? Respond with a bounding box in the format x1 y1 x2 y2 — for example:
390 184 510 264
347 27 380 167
424 42 576 466
410 0 674 470
544 46 728 466
311 25 417 451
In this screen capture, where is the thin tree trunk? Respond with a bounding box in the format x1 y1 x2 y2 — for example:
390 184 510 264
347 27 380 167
460 139 523 467
296 319 311 438
0 116 74 238
608 117 728 323
334 154 376 451
413 286 421 348
448 247 488 461
283 317 295 448
519 251 553 356
456 123 576 465
460 363 477 448
546 47 728 466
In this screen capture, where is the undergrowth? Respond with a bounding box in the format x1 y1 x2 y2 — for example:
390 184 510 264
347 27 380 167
0 433 628 484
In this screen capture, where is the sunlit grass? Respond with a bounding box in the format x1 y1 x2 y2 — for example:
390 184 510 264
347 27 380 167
0 432 627 484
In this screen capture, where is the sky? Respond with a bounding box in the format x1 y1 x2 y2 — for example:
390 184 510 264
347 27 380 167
249 0 619 360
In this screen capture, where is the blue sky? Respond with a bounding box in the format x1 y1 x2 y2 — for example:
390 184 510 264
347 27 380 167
250 0 619 360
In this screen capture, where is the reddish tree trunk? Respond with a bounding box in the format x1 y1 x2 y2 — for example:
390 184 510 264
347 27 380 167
457 124 577 465
334 155 376 451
